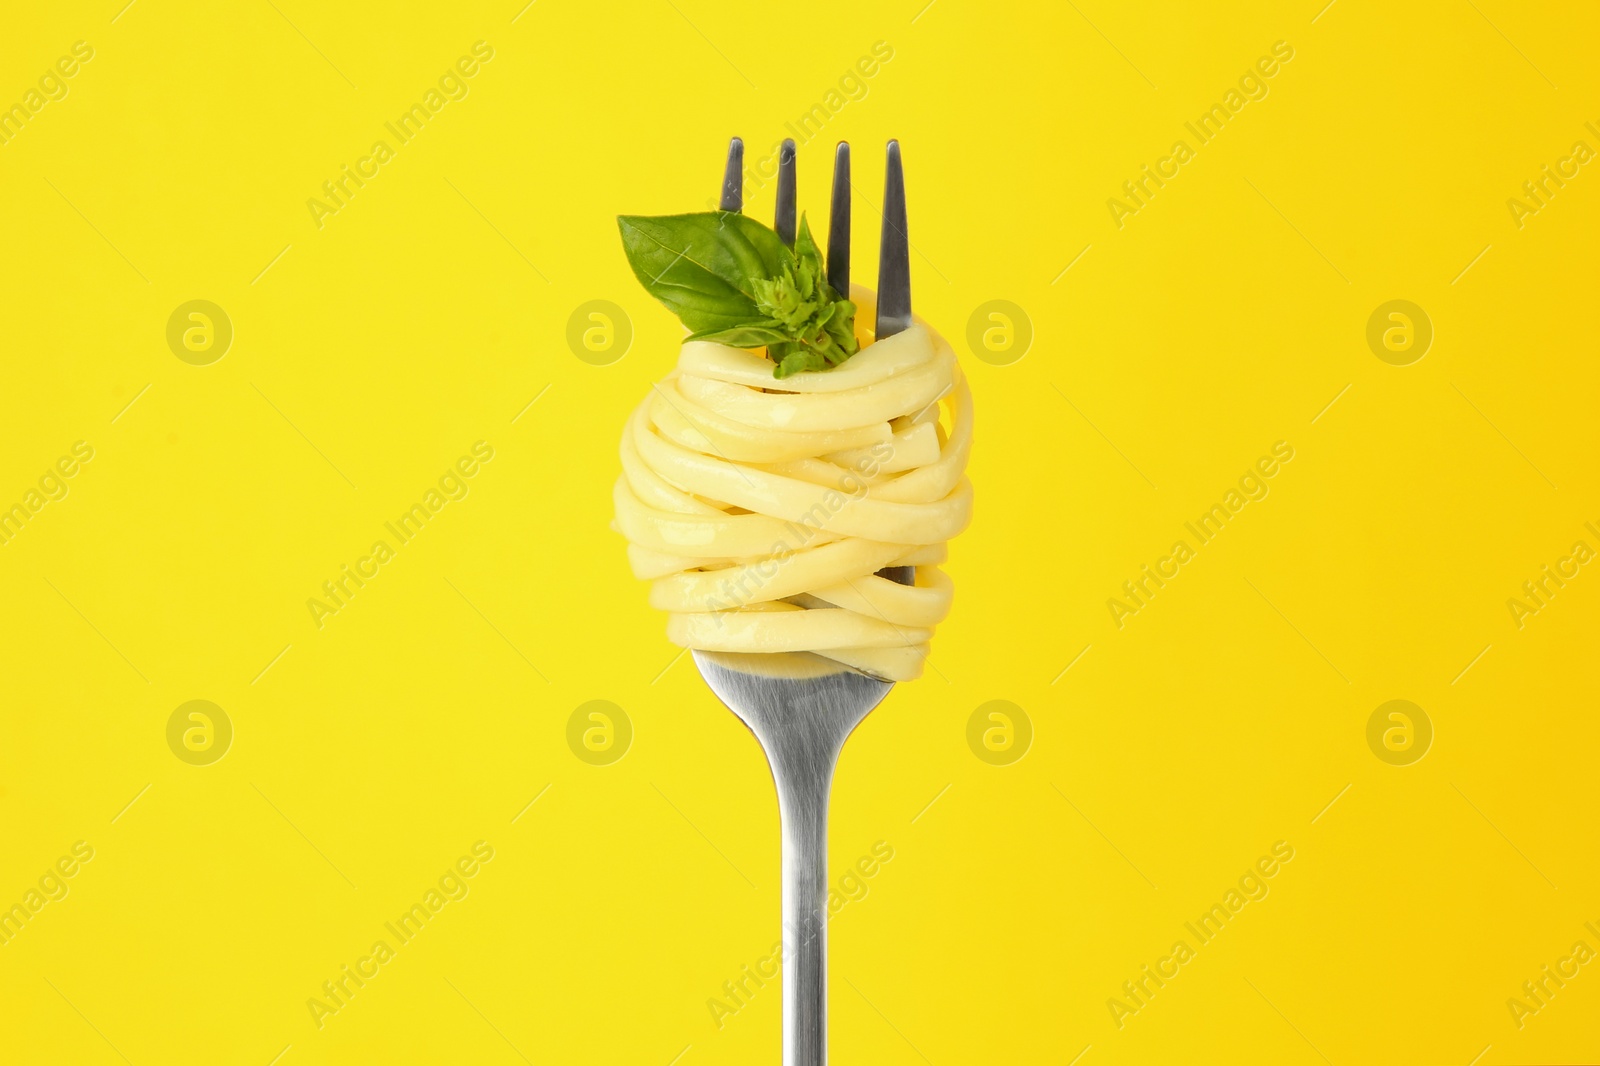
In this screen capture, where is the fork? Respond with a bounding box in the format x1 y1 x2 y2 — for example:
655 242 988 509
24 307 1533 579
694 137 914 1066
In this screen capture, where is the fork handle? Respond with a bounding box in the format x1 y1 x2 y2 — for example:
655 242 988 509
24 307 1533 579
776 749 835 1065
694 651 891 1065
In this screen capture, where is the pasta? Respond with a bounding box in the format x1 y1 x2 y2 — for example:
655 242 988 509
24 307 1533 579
613 289 973 681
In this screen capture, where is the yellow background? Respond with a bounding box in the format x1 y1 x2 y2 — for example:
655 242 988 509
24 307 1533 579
3 0 1598 1062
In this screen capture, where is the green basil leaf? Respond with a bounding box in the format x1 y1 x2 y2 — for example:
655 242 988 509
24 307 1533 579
618 209 864 378
684 322 792 347
616 213 794 332
724 212 794 280
774 346 828 379
823 299 859 356
794 213 826 289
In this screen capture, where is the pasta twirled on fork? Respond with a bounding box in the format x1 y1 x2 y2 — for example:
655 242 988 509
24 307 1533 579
614 293 972 680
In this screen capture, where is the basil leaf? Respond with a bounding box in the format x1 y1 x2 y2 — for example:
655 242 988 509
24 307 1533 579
724 212 794 280
617 213 788 332
774 346 828 379
794 214 826 293
617 209 863 378
684 322 792 347
823 298 857 352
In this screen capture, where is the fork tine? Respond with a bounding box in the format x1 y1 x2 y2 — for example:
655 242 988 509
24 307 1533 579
775 139 797 246
827 142 850 295
719 136 743 212
872 141 915 587
875 140 911 339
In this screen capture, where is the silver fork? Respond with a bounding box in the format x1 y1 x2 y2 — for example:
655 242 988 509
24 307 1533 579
694 138 913 1066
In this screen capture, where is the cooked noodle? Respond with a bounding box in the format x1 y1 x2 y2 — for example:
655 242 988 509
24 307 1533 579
613 289 972 680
